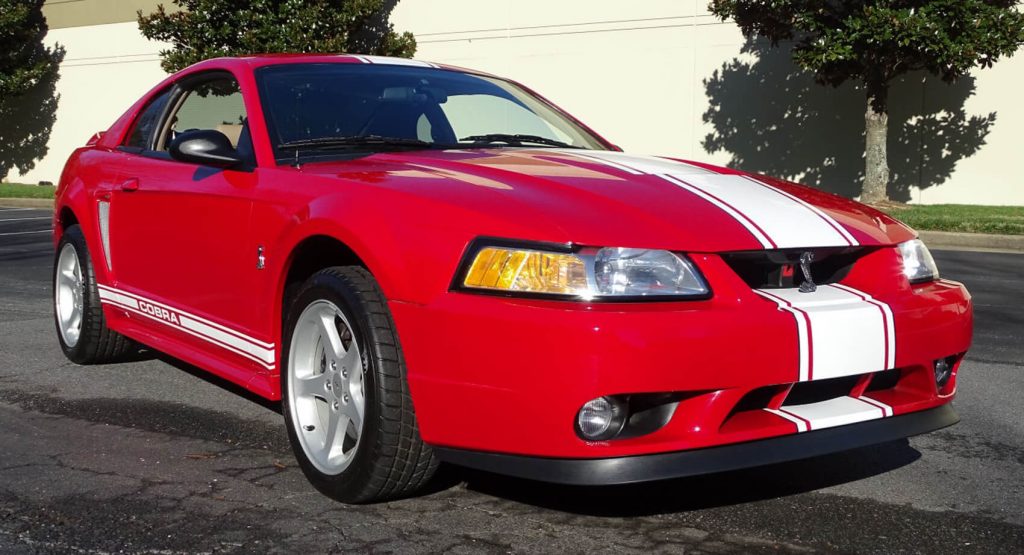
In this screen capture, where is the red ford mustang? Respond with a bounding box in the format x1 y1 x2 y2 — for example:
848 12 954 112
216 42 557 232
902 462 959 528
52 54 972 503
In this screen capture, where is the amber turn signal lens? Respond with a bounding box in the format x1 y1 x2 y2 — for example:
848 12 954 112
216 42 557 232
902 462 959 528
463 247 588 295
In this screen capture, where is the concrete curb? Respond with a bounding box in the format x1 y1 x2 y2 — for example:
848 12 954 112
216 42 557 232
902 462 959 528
0 198 55 210
919 230 1024 254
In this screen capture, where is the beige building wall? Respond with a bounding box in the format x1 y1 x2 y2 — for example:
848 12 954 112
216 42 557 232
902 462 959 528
16 0 1023 205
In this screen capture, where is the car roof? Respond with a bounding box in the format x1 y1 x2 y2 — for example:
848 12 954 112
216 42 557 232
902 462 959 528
184 53 495 79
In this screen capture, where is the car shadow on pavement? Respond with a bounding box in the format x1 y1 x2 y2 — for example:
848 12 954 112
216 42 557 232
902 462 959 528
152 351 282 414
126 350 924 514
453 441 922 517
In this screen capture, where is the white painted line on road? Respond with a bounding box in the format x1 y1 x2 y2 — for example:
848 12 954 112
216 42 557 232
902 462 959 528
0 230 50 236
0 217 51 222
0 207 34 212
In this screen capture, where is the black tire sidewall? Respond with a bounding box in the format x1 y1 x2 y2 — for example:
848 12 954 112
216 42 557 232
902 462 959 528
281 270 387 501
53 225 101 363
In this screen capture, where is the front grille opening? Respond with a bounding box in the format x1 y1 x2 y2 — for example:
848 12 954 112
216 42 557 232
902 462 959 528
866 368 902 392
783 375 861 406
733 385 782 413
723 385 789 423
722 247 876 289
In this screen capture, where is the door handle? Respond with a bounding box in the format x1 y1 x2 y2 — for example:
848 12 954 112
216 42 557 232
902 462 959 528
120 178 139 192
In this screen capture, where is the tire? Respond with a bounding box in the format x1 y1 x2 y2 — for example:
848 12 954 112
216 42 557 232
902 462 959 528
281 266 438 503
53 224 135 364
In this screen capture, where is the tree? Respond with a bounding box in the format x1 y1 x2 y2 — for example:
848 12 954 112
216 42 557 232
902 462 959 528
138 0 417 74
0 0 64 180
708 1 1024 203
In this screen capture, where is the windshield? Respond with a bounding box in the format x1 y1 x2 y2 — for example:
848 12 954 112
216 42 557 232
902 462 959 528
255 63 610 159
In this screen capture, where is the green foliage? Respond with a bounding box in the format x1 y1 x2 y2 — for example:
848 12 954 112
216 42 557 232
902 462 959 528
888 204 1024 235
708 1 1024 108
138 0 417 73
0 0 64 101
0 0 63 181
0 183 55 199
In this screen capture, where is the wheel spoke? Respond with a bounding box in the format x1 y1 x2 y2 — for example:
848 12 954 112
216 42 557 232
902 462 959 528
321 407 342 458
340 343 360 374
316 311 346 360
340 398 362 437
293 372 327 398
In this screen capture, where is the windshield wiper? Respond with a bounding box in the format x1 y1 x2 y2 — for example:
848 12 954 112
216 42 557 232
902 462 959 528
278 135 441 151
459 134 581 149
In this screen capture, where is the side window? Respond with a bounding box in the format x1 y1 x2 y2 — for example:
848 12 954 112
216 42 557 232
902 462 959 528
123 89 172 149
157 76 248 151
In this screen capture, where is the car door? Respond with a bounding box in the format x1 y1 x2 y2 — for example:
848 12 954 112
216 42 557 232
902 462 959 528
108 71 272 370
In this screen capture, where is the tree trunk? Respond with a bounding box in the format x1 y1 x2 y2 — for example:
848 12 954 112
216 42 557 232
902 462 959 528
862 86 890 204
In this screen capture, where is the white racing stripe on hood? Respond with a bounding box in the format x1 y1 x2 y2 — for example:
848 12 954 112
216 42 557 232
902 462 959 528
569 150 714 176
563 150 857 249
671 174 856 248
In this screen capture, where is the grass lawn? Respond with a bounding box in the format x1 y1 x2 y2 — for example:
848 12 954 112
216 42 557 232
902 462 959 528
0 183 55 199
885 204 1024 236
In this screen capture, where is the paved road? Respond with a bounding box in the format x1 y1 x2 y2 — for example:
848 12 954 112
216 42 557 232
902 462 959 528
1 207 1022 554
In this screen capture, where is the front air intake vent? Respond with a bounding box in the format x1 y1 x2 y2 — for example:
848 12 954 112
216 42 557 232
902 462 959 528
721 247 875 289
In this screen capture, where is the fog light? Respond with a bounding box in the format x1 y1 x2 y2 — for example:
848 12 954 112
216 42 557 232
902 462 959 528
576 397 626 441
934 357 954 389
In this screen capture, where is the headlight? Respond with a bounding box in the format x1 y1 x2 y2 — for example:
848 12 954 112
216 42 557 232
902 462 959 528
898 239 940 283
456 240 710 301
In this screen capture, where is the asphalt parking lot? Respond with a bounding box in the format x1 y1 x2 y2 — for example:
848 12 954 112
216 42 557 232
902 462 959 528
1 206 1022 554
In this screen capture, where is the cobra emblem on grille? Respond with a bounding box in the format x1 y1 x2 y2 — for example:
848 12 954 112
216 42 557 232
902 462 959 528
798 251 817 293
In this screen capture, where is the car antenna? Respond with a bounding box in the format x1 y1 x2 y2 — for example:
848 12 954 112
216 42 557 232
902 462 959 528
292 148 302 169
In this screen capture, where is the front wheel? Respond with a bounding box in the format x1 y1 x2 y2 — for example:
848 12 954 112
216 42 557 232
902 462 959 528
281 266 437 503
53 224 134 364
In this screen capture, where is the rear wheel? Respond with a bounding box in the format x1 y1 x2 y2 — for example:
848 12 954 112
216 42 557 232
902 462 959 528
53 224 134 364
282 266 438 503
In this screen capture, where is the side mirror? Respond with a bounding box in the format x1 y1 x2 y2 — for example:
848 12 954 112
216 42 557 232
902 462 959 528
169 129 243 168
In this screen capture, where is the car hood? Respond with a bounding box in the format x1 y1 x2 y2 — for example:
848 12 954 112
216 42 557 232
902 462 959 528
298 148 914 252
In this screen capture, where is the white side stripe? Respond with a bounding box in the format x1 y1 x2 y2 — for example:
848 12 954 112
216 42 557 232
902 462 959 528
97 284 275 349
97 285 276 369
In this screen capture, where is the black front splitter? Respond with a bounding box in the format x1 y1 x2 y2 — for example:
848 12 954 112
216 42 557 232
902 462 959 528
433 404 958 486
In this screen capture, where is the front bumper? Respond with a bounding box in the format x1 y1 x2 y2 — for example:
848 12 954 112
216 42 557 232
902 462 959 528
391 248 972 460
433 404 958 485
